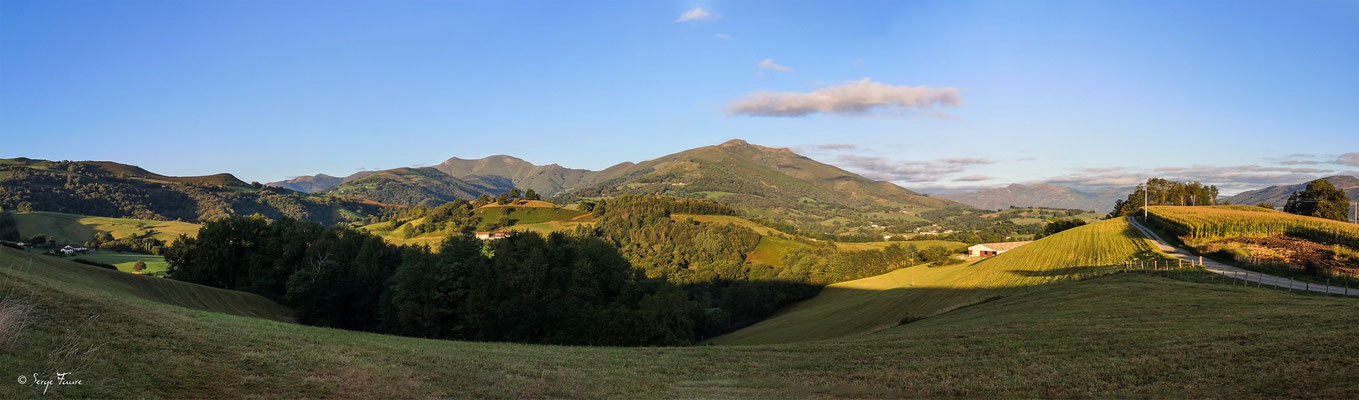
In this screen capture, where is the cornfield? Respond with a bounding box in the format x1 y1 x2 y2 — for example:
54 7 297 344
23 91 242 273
1145 206 1359 248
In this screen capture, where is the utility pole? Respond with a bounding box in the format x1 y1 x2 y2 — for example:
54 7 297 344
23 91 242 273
1143 184 1148 221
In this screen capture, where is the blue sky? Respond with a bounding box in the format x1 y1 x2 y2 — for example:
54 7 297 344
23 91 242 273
2 0 1356 194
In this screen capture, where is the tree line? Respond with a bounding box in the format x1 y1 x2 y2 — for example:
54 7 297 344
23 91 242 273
165 215 695 346
1110 178 1220 217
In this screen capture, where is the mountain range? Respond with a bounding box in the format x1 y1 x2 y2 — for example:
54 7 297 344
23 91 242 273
936 183 1128 212
1225 175 1359 208
271 139 961 223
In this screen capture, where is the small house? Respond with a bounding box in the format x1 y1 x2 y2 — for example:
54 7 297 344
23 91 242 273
475 232 491 240
967 241 1033 257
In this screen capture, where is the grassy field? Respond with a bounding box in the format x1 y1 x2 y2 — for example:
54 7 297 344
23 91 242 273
2 245 1356 398
1146 205 1359 248
671 214 780 236
713 218 1173 344
74 252 170 276
746 235 814 266
471 205 587 231
12 211 201 245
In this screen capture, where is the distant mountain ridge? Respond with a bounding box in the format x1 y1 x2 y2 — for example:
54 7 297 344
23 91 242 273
938 183 1125 211
0 157 382 224
268 140 967 231
1226 175 1359 208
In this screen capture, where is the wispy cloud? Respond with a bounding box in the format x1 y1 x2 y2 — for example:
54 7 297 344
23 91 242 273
713 33 734 40
1016 157 1037 162
727 78 961 117
675 8 716 22
1044 164 1338 194
834 155 994 183
758 58 792 72
1338 152 1359 166
953 174 992 182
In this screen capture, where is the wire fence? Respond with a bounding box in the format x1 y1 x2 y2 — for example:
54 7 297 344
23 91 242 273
1017 258 1359 297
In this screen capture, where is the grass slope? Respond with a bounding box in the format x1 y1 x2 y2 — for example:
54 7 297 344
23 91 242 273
74 252 170 276
712 218 1170 344
0 247 291 322
12 211 200 245
2 247 1356 397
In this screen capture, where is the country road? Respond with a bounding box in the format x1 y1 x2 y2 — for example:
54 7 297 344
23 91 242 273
1126 216 1359 297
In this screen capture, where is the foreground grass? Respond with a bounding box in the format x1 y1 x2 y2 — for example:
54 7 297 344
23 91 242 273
714 218 1172 344
1 250 1355 398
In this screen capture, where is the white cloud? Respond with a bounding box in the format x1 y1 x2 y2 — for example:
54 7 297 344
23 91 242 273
676 8 716 22
713 33 734 40
727 78 962 117
758 58 792 72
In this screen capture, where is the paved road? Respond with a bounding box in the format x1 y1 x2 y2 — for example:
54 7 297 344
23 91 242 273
1126 217 1359 297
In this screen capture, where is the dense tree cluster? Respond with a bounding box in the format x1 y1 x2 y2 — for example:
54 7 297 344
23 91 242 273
85 231 166 254
0 161 383 224
165 216 694 345
1110 178 1220 217
1034 218 1087 239
1285 180 1351 222
0 212 18 241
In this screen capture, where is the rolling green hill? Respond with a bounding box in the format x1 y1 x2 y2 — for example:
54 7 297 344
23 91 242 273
12 211 201 245
324 167 517 206
561 140 965 233
2 243 1356 398
712 217 1172 344
0 158 385 224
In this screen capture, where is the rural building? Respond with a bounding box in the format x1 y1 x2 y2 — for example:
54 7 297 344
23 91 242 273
967 241 1032 257
474 232 511 241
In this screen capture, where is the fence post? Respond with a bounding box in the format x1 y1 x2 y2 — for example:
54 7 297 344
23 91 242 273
1326 278 1331 296
1289 277 1294 293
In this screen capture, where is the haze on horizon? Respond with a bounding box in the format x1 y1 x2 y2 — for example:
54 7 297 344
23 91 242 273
2 0 1356 195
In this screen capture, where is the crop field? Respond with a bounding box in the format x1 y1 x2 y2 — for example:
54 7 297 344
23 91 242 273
3 244 1356 398
1145 205 1359 248
12 211 201 245
713 218 1174 344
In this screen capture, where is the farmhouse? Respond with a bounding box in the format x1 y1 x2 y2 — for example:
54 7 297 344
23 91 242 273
474 232 511 241
967 241 1032 257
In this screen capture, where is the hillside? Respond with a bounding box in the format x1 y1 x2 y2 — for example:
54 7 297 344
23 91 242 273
270 155 594 197
12 211 201 245
1226 175 1359 208
324 167 517 206
712 217 1170 344
3 244 1357 398
0 158 385 224
434 155 594 197
561 139 965 233
937 183 1124 211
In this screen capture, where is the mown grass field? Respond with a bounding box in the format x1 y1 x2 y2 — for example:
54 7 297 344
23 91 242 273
1 244 1356 398
12 211 200 245
74 252 170 276
1146 205 1359 248
713 218 1173 344
471 205 586 231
